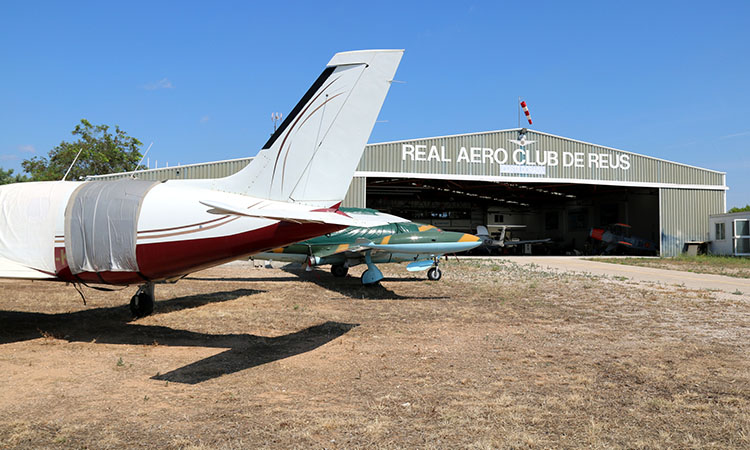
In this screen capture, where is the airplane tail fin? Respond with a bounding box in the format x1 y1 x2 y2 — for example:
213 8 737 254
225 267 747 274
215 49 403 207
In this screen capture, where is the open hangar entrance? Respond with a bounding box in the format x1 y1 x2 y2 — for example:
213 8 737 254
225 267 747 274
364 177 660 255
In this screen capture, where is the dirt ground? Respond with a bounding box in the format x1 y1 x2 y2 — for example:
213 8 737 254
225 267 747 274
1 259 748 449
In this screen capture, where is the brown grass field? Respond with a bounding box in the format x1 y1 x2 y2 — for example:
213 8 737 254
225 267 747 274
591 255 750 279
1 259 748 449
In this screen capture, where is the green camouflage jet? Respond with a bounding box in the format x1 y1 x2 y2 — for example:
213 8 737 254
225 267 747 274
255 208 481 284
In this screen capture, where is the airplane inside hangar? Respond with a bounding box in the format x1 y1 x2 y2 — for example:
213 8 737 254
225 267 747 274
364 177 660 255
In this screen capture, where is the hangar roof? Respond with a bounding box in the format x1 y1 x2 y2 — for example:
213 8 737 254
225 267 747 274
90 129 726 192
356 129 726 190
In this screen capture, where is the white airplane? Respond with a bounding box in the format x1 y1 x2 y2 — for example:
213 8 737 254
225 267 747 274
0 49 403 317
508 137 535 147
476 225 551 251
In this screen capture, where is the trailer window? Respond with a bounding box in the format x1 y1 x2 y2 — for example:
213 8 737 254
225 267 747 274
734 219 750 255
715 222 726 240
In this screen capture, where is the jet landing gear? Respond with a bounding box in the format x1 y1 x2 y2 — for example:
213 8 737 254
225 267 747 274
331 264 349 278
426 257 442 281
361 251 384 286
130 282 155 318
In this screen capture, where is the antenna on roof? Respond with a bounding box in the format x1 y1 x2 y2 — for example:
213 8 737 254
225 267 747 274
271 112 283 135
62 147 84 181
518 96 521 129
132 142 154 178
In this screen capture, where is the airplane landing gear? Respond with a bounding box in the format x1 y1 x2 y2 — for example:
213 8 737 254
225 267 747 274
426 256 442 281
361 251 384 285
331 264 348 277
130 282 155 318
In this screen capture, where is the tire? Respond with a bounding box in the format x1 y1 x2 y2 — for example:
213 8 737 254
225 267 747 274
360 270 380 286
331 264 348 278
130 292 154 318
427 267 442 281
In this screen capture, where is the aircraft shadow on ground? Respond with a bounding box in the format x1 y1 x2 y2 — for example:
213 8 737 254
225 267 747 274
0 288 357 384
281 267 450 301
187 265 448 301
151 321 357 384
185 276 301 283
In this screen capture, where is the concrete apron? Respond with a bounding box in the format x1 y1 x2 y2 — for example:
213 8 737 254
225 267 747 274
490 256 750 295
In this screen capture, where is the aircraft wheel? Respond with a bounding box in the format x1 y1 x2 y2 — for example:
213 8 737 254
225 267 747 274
427 267 442 281
331 264 348 278
361 270 379 286
361 269 370 285
130 291 154 318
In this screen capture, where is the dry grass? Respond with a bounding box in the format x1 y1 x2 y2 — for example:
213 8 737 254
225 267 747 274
592 255 750 279
1 259 748 448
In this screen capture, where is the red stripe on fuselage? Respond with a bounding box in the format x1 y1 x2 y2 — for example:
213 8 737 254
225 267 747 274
54 221 345 284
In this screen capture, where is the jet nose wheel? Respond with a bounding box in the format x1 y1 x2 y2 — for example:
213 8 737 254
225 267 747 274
427 267 442 281
130 283 155 318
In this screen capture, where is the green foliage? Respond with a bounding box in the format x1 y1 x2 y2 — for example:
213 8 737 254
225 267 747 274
728 204 750 213
0 167 29 185
21 119 145 181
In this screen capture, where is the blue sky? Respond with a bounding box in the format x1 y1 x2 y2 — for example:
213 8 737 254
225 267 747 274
2 1 748 207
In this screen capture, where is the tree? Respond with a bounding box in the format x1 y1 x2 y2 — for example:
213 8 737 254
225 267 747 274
729 204 750 213
0 167 29 185
21 119 144 181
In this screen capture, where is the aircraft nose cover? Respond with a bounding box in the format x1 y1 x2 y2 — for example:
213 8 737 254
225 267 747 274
65 179 158 274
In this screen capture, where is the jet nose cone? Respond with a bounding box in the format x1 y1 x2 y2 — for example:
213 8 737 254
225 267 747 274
458 233 482 250
451 233 482 251
458 233 481 243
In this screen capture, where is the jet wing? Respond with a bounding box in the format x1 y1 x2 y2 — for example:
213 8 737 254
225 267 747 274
304 242 370 259
0 255 56 279
199 200 356 226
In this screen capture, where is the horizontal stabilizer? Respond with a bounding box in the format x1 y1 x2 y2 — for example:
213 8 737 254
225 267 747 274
199 200 355 226
0 255 55 279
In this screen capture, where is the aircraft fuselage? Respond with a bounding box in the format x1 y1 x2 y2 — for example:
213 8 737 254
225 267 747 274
1 179 344 284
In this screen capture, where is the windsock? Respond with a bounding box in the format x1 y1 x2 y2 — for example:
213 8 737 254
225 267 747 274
520 100 532 125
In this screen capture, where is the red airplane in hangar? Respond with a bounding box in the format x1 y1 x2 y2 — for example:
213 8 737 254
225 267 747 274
589 223 657 255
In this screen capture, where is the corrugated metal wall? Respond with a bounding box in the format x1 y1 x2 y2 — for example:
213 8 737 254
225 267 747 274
342 177 366 208
358 129 725 187
88 158 253 182
93 129 724 189
660 188 726 256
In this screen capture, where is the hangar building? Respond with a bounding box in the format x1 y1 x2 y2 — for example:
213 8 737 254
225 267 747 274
92 129 727 256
